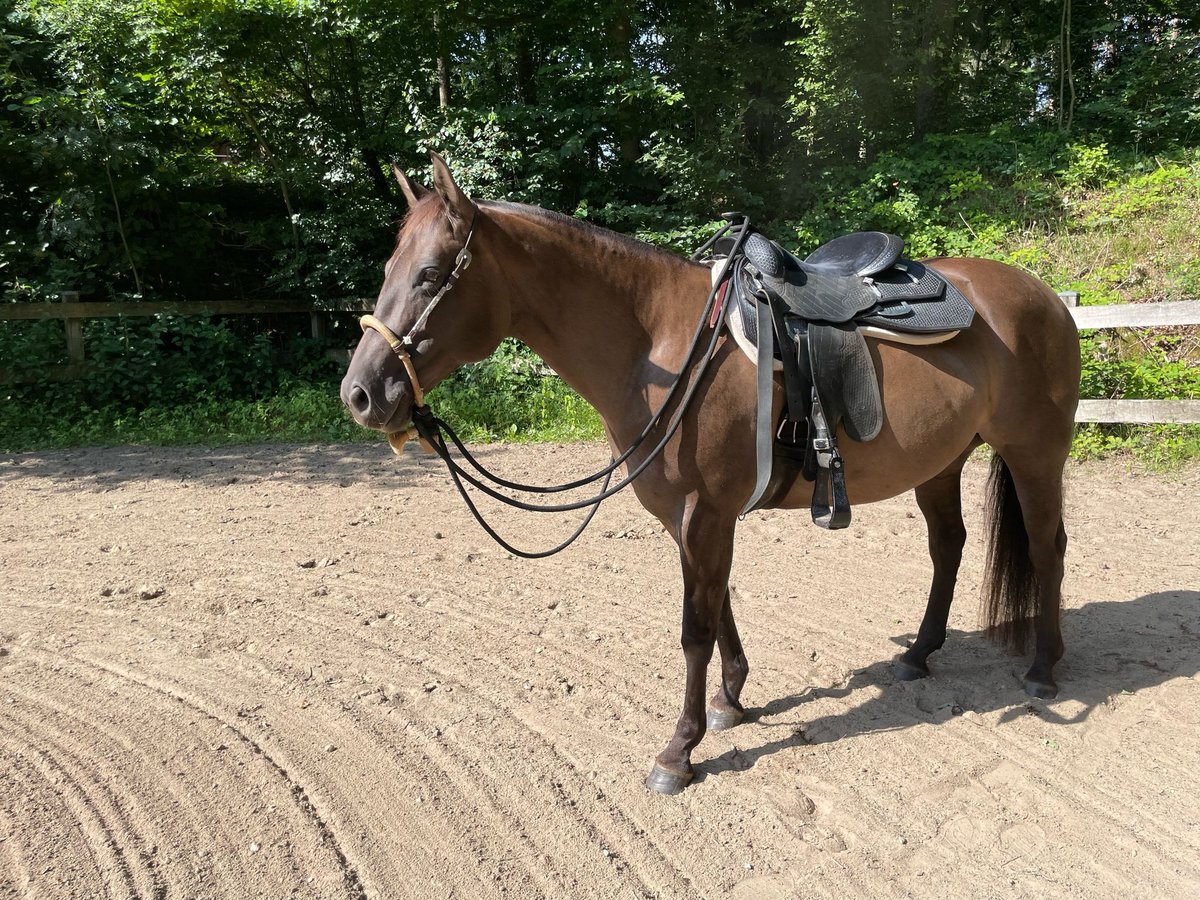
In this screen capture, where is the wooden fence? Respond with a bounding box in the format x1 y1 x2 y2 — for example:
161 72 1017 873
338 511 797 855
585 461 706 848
1062 296 1200 424
0 293 369 384
2 292 1198 424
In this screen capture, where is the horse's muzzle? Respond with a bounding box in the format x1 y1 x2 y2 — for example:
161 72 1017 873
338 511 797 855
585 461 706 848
341 376 411 429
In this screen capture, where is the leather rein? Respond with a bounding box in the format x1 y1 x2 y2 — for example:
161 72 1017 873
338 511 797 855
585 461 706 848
358 211 750 558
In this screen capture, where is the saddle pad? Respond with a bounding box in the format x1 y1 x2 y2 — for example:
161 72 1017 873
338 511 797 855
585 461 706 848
858 261 975 333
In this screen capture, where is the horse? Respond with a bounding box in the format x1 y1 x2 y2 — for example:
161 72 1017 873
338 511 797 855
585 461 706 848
341 153 1081 795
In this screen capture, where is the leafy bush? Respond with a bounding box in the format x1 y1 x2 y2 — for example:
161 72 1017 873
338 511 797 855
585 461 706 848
1 313 340 410
429 339 602 442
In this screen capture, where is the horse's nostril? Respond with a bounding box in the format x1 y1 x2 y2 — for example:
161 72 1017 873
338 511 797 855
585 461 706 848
348 382 372 416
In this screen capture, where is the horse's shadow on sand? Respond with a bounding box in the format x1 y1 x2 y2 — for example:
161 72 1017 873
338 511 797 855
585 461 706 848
0 441 545 490
695 589 1200 782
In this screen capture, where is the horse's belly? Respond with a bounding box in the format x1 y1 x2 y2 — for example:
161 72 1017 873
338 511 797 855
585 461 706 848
775 338 987 508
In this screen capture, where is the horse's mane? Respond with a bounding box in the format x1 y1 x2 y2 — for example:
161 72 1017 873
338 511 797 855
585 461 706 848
397 194 687 266
481 201 687 264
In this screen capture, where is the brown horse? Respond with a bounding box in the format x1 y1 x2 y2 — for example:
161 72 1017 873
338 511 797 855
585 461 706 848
341 153 1081 794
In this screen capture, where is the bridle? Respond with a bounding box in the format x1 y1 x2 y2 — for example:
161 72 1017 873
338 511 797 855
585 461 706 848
358 215 476 451
357 206 751 557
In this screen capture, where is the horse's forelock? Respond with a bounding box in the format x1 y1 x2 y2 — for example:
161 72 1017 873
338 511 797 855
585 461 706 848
396 192 450 246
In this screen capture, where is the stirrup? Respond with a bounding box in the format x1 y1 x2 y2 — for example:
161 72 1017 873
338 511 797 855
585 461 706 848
809 390 851 529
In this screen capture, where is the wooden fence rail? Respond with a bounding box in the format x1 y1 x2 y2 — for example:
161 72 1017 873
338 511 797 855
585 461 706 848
2 293 1197 423
1062 297 1200 424
0 294 369 383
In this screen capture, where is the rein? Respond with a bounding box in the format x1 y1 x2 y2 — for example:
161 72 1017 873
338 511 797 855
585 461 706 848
359 212 750 558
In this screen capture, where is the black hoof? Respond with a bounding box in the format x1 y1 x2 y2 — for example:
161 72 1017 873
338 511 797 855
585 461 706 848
707 705 744 732
1024 678 1058 700
645 764 693 795
894 656 930 682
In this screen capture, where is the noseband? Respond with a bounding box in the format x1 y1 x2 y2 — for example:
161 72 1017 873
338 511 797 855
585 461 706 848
359 215 476 452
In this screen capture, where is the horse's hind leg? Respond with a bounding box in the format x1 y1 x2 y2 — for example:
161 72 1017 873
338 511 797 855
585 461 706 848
978 441 1069 698
646 503 736 795
993 449 1068 697
706 589 749 731
895 445 975 681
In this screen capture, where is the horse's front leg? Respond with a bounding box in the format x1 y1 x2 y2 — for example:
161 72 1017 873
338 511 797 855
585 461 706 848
646 502 736 795
706 589 749 731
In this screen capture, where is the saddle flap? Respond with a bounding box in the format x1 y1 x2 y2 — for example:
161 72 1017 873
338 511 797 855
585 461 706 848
807 322 883 443
763 269 879 324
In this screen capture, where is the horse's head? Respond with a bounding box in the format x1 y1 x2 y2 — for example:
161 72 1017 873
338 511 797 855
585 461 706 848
341 153 508 439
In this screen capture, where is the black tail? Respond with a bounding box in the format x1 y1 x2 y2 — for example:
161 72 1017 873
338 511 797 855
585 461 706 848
981 454 1039 651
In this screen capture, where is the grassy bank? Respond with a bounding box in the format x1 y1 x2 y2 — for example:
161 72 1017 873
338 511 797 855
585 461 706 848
0 372 604 454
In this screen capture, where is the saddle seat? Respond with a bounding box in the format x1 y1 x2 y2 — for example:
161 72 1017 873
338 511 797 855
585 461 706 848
749 230 905 278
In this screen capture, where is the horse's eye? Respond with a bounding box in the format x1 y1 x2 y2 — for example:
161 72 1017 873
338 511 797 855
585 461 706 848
422 268 440 284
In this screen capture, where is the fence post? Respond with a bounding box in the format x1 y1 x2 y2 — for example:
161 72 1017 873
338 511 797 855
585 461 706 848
59 291 84 363
310 310 328 341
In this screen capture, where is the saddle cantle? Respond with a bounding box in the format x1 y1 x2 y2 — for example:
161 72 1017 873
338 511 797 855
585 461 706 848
718 226 976 529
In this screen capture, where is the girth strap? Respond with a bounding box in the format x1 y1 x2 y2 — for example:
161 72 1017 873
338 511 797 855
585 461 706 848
741 286 776 515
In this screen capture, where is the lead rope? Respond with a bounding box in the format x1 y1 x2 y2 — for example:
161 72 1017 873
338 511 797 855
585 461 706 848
359 214 750 557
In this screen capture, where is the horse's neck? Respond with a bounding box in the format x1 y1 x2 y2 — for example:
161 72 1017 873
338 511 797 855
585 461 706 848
491 207 711 429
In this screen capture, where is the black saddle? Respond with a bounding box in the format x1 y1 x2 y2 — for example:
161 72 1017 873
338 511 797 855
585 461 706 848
740 231 974 333
748 230 904 278
726 227 975 529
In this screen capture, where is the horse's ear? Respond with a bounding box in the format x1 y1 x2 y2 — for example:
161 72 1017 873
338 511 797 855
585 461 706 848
429 151 474 231
392 163 428 210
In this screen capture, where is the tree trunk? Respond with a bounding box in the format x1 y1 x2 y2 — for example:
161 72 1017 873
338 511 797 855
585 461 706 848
606 6 641 164
914 0 957 140
434 10 450 109
1058 0 1075 131
855 0 895 160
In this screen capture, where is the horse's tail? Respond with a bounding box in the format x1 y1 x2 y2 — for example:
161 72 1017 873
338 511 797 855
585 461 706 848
981 454 1039 651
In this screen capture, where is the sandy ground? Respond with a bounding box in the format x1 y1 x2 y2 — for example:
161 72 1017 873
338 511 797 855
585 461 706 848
1 442 1198 900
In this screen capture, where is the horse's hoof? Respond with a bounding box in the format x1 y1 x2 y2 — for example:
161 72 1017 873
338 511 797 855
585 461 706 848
707 705 744 732
645 764 693 795
893 657 930 682
1024 678 1058 700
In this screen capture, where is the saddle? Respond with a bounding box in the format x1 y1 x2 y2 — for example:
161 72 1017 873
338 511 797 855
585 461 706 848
717 226 975 529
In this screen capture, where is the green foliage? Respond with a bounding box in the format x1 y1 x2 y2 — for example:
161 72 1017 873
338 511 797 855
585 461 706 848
1 314 339 410
1079 334 1200 402
1072 424 1200 468
428 340 603 442
0 342 603 451
2 1 1198 459
0 381 380 451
